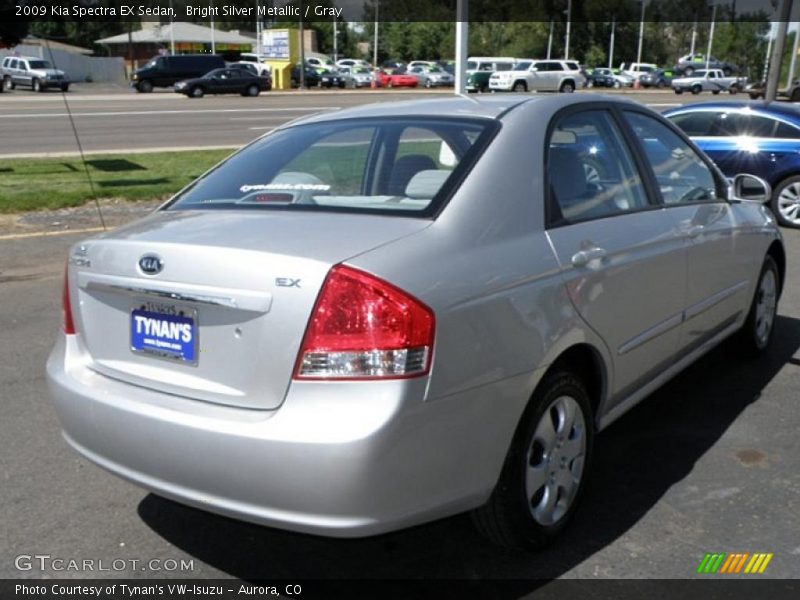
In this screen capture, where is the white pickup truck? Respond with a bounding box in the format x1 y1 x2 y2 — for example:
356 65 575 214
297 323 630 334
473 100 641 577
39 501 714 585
671 69 746 95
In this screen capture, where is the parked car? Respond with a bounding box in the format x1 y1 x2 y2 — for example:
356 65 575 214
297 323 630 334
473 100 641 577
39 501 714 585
744 79 800 102
380 59 406 74
48 94 785 550
465 56 517 93
671 69 745 95
131 54 225 93
619 62 658 80
638 68 673 88
666 101 800 228
236 54 271 77
291 65 323 88
584 68 617 88
336 66 374 88
375 69 419 88
174 68 269 98
318 69 348 89
407 60 436 69
588 67 633 88
306 56 336 73
1 56 70 92
489 59 584 93
336 58 371 70
673 53 738 77
407 65 454 88
228 62 272 90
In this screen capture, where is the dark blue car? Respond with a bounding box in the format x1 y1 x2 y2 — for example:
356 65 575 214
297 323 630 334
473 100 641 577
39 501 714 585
664 101 800 228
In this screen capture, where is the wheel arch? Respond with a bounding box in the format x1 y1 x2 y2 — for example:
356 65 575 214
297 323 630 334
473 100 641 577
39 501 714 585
767 240 786 298
545 343 607 428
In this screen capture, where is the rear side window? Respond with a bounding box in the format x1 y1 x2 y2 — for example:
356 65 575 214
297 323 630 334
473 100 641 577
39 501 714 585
547 110 650 226
168 118 495 216
624 111 719 204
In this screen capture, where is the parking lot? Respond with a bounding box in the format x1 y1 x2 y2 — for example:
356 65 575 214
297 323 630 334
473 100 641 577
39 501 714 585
1 87 799 583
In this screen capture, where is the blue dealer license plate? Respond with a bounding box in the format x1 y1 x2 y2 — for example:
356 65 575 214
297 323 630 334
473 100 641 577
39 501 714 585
130 306 197 364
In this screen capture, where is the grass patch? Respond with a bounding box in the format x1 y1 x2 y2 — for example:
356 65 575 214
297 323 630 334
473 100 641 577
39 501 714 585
0 149 233 213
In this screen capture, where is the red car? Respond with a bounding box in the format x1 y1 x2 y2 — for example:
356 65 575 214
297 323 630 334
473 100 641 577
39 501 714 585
376 69 419 88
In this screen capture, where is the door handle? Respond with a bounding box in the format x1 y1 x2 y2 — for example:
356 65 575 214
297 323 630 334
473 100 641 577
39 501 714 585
680 224 705 238
571 247 607 268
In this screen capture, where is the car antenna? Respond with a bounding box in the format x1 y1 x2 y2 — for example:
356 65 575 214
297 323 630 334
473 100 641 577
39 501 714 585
44 37 106 231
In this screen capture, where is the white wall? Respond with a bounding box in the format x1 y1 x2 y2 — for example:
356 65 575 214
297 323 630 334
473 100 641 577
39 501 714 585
0 46 127 84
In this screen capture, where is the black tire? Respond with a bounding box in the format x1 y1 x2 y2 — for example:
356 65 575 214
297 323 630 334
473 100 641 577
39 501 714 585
712 90 720 95
480 83 488 93
749 92 762 100
60 83 69 93
657 80 666 89
472 370 593 549
189 86 204 98
791 88 800 102
737 255 780 357
246 84 259 97
770 175 800 228
613 81 621 89
729 84 739 95
560 81 575 93
32 78 42 93
2 76 11 91
137 80 153 93
512 81 527 92
425 79 432 89
675 88 684 94
691 85 702 95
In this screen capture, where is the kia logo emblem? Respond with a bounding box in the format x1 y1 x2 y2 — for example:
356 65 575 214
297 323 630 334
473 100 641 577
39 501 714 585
138 254 163 275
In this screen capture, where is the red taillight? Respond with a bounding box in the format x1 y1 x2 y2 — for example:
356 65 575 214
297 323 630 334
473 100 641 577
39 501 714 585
62 267 76 335
294 265 435 380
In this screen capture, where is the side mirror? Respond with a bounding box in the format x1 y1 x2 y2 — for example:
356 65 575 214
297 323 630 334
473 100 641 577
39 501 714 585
729 173 771 203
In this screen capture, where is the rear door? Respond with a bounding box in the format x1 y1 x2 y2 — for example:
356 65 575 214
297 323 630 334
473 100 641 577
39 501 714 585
545 107 687 404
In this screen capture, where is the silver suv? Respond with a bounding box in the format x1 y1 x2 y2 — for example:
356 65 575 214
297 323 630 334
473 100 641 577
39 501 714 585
490 59 584 93
2 56 70 92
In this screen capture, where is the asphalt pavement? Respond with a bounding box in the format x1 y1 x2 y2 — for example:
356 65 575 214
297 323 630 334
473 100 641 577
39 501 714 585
0 86 713 157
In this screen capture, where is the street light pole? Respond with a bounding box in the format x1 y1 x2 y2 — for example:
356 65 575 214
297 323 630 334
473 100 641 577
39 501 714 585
766 0 793 103
564 0 572 60
705 3 716 71
636 0 645 66
608 17 615 68
455 0 468 95
547 20 553 60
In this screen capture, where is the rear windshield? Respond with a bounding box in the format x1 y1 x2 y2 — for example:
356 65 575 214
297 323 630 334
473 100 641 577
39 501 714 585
167 117 497 217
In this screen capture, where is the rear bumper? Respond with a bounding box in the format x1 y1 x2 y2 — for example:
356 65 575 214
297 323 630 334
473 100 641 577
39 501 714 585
47 334 531 537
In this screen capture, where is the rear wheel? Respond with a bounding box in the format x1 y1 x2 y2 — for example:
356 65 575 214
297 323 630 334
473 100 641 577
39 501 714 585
712 90 721 95
246 84 259 97
674 88 684 94
560 80 575 93
657 80 666 89
472 371 592 549
189 86 204 98
729 84 739 95
771 175 800 228
3 76 13 91
137 80 153 93
737 256 779 356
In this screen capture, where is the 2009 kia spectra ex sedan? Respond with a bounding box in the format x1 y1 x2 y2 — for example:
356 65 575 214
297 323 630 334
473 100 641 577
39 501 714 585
47 95 785 549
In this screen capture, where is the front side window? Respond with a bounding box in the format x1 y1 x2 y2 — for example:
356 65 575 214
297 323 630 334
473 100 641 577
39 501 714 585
547 110 650 225
624 111 719 205
168 118 494 216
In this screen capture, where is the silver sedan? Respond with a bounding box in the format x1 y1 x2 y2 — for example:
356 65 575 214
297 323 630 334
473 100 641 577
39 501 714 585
48 95 784 549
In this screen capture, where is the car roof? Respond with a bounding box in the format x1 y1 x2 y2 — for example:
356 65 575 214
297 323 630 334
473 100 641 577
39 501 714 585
664 101 800 126
286 94 642 128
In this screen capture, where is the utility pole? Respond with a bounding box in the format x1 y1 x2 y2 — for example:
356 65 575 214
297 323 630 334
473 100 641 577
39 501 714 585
455 0 468 94
608 17 615 68
564 0 572 60
766 0 793 103
547 20 553 60
690 20 697 55
705 3 716 71
636 0 646 66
